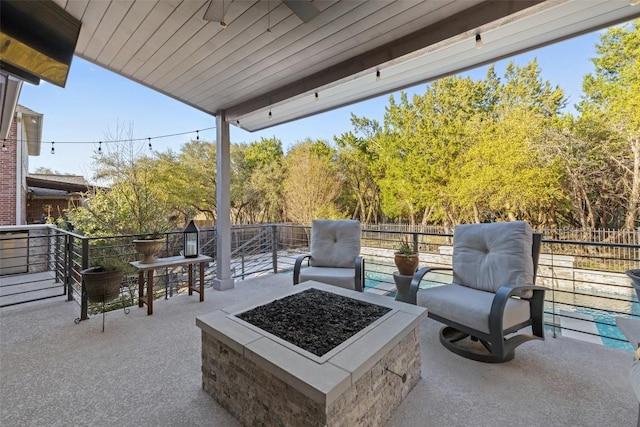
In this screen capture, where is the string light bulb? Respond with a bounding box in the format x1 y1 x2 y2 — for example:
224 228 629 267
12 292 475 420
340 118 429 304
269 110 272 120
475 33 483 49
219 0 227 27
266 0 271 33
98 141 102 153
51 142 55 154
148 137 152 150
196 130 200 141
376 70 381 82
315 92 319 102
2 139 6 152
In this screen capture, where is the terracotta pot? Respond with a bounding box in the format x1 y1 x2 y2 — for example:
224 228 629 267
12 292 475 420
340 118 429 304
133 239 164 264
81 267 124 303
394 253 419 276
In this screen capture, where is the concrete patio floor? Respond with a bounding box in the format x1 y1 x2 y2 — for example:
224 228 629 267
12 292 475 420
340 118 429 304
1 273 637 427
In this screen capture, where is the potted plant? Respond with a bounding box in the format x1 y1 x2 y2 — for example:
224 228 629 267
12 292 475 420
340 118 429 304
133 232 165 264
394 237 419 276
80 259 125 304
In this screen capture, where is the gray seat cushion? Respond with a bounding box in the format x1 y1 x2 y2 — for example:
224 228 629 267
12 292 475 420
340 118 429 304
420 284 531 334
309 220 361 268
299 267 357 290
453 221 534 295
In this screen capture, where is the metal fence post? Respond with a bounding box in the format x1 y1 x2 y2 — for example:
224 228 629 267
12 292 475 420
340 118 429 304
80 237 89 321
53 227 61 283
412 232 419 253
66 234 73 302
271 225 278 273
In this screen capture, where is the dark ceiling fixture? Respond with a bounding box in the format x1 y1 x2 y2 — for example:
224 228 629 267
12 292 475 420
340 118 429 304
282 0 319 23
0 0 81 87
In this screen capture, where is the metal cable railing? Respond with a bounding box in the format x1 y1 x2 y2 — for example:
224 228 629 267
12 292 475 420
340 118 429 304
1 223 638 350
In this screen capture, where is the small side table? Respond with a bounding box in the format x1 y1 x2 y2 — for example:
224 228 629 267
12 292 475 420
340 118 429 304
130 254 213 315
393 271 414 304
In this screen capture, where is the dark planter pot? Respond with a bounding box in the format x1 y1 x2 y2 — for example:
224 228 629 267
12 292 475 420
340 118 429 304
81 267 124 303
133 239 164 264
394 253 419 276
626 269 640 301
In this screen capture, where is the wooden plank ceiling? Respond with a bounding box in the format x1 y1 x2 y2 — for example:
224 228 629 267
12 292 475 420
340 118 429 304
51 0 640 131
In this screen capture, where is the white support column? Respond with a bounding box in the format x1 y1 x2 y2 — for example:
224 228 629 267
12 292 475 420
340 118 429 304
15 111 24 225
213 111 235 290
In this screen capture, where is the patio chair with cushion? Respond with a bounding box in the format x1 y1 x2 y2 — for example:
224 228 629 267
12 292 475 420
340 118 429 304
407 221 545 363
293 219 365 292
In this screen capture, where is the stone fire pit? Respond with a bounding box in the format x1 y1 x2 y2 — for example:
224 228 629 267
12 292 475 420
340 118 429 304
196 281 427 427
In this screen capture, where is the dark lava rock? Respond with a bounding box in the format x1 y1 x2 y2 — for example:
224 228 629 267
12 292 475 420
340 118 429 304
236 288 391 357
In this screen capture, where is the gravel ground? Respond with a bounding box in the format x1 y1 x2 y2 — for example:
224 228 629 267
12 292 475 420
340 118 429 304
237 288 391 356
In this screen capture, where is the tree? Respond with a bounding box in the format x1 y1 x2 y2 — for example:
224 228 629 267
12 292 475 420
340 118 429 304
375 78 481 225
67 123 176 236
153 140 218 223
334 114 382 223
33 167 62 175
579 19 640 230
540 114 627 230
453 107 565 225
282 140 342 224
231 138 285 224
451 62 567 226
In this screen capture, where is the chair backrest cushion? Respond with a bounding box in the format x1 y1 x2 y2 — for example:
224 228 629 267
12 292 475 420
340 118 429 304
309 220 361 268
452 221 534 293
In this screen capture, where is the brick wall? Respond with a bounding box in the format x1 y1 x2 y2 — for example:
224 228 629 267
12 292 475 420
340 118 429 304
0 119 18 225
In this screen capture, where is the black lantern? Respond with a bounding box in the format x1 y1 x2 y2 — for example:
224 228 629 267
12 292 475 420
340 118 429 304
183 220 199 258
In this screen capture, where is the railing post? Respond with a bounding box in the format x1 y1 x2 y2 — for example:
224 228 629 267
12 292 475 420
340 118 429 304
412 232 419 253
80 237 89 321
66 234 73 301
271 225 278 273
53 227 61 283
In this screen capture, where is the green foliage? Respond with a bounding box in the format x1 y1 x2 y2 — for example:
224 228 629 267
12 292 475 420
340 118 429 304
66 123 176 237
394 237 416 255
282 139 343 224
362 60 568 227
231 137 285 223
578 19 640 229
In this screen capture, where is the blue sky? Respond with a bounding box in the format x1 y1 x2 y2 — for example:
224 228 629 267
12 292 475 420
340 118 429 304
19 28 605 178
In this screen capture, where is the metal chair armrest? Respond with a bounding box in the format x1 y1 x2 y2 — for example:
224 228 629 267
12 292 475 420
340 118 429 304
489 284 547 335
293 254 311 285
354 256 364 292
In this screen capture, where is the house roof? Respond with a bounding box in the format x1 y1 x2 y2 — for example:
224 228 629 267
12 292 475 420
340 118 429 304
26 174 90 193
51 0 640 132
28 187 77 198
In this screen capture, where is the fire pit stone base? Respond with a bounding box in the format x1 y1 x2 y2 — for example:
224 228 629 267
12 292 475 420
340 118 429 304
197 281 427 427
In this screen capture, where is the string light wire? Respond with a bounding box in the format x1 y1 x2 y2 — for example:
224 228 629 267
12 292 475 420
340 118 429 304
3 126 216 147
